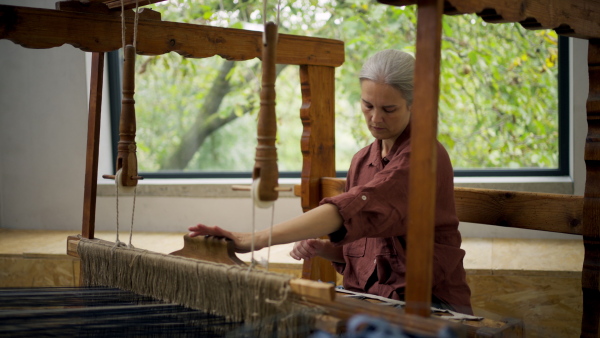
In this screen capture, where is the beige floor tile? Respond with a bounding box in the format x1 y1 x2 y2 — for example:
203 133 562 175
491 238 583 272
462 238 493 270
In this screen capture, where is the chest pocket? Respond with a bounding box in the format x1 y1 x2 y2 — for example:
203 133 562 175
343 238 366 257
373 237 398 257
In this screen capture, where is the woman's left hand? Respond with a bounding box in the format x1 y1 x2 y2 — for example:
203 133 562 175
188 224 258 253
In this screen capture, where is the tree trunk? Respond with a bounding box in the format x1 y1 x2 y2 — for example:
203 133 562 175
160 61 236 170
159 61 288 170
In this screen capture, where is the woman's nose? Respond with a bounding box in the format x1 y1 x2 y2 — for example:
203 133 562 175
370 109 384 123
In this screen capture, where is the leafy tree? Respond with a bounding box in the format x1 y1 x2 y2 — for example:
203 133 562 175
134 0 558 173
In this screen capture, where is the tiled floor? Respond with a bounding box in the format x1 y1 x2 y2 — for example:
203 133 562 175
0 228 584 337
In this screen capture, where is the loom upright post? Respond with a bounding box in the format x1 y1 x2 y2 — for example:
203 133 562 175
582 39 600 338
404 0 443 317
82 52 105 240
299 64 337 284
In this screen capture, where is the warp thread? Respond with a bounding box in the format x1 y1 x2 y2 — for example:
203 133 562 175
78 239 321 337
114 168 137 248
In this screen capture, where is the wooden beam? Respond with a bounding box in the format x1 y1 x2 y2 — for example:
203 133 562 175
454 187 583 235
404 0 444 318
377 0 600 39
318 178 584 235
0 5 344 66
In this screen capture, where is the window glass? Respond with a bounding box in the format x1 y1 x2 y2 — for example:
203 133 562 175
121 2 563 177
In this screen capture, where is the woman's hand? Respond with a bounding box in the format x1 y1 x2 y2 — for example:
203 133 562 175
290 238 344 263
188 224 261 253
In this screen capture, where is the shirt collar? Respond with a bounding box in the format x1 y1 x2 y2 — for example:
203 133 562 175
367 122 412 167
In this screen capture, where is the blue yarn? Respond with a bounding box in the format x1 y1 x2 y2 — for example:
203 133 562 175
309 314 459 338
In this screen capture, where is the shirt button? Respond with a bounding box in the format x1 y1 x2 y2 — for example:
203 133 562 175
374 259 377 264
361 195 367 201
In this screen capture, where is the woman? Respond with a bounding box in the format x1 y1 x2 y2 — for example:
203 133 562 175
189 49 472 314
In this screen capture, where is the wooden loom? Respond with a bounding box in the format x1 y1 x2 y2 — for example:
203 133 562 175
1 0 598 336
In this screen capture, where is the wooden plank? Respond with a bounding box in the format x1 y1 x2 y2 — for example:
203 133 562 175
377 0 600 39
299 65 337 284
0 5 344 67
454 187 583 235
404 0 444 318
321 177 346 198
81 52 104 240
289 279 335 302
66 236 80 257
582 39 600 338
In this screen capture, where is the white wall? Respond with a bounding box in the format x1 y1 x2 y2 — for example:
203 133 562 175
0 1 590 239
0 0 89 232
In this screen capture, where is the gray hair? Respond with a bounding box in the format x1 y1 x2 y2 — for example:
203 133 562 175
359 49 415 106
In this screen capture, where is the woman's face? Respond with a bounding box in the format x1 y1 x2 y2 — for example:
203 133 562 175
360 80 411 144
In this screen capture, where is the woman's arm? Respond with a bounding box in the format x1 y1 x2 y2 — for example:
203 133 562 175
188 203 343 253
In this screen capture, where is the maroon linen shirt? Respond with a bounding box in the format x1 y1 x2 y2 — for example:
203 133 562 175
321 125 472 314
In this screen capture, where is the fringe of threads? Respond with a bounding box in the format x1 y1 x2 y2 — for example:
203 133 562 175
78 238 321 337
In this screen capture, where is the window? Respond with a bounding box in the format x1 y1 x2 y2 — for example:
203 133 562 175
108 3 567 179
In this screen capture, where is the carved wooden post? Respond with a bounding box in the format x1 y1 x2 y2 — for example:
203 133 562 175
115 45 139 187
404 0 443 317
582 39 600 338
81 52 104 239
299 64 337 284
253 22 279 202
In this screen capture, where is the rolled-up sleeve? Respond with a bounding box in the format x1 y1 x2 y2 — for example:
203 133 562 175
321 159 410 245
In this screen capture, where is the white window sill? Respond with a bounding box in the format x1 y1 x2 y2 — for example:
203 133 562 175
96 176 573 197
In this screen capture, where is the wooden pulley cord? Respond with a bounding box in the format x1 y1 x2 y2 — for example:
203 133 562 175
100 0 143 247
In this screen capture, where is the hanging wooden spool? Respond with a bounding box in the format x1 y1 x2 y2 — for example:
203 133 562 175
103 44 142 186
252 21 279 203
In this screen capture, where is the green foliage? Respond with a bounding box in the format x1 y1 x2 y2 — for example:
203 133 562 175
133 0 559 173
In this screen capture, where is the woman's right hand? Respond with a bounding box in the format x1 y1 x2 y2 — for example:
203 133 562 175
290 238 344 263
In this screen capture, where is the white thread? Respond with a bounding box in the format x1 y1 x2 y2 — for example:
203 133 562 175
115 168 121 244
133 0 140 49
114 168 137 247
248 197 256 274
276 0 282 27
115 168 136 193
128 185 137 248
251 178 274 209
120 0 125 50
266 204 275 271
262 0 267 26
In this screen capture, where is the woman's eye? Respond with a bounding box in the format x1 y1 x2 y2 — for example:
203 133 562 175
384 108 396 113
